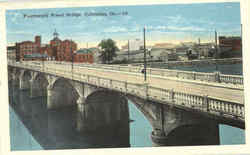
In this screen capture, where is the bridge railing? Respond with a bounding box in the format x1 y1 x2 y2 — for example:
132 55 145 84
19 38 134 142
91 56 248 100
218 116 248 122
104 64 243 85
73 62 244 85
219 74 244 85
18 60 244 85
8 61 244 121
146 85 244 120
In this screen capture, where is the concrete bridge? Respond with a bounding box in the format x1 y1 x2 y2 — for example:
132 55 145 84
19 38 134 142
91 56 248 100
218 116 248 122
8 61 245 146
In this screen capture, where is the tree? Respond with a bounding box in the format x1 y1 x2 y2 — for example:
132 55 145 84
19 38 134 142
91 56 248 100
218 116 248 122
98 39 119 64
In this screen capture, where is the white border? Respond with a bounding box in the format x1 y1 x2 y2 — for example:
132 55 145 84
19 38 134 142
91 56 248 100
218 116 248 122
0 0 249 155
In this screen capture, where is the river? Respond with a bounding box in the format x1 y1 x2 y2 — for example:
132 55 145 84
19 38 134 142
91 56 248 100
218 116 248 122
9 63 245 150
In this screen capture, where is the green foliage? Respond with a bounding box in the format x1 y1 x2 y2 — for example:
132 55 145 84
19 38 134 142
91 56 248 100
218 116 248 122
98 39 119 64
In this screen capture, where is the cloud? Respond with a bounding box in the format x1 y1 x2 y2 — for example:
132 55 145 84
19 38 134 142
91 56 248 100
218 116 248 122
166 15 183 23
8 30 33 35
167 25 205 32
104 26 128 33
145 25 205 32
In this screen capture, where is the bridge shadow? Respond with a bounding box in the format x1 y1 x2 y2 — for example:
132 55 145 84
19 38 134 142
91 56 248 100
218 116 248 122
9 84 130 150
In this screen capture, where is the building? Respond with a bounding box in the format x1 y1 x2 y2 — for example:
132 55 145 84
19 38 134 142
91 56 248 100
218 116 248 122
153 43 176 49
121 39 144 52
159 50 178 62
16 36 41 61
219 36 242 51
13 30 82 62
193 43 214 58
218 36 242 58
49 30 77 62
7 45 16 61
74 48 94 63
22 53 48 61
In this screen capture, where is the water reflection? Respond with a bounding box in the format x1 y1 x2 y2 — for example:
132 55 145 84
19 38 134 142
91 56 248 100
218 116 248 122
9 83 130 150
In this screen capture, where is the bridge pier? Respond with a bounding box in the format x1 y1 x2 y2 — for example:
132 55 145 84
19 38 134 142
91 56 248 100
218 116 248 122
30 73 48 98
30 72 40 98
76 96 92 132
151 123 219 146
11 73 19 88
76 90 130 147
19 70 31 90
150 104 220 146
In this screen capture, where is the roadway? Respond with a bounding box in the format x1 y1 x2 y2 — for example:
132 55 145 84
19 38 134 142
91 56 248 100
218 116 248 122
45 63 244 104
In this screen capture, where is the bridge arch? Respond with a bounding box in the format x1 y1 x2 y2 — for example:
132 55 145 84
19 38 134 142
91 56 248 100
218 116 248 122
47 77 79 109
30 72 49 98
77 89 129 132
125 95 156 129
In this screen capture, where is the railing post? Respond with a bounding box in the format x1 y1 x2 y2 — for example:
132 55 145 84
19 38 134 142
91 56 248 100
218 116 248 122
193 72 196 80
203 95 209 112
110 79 113 89
97 77 100 87
170 89 175 104
144 82 149 99
87 75 90 83
124 81 127 94
214 71 221 83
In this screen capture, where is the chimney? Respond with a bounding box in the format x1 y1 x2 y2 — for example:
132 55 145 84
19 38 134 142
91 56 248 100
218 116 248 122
35 36 41 47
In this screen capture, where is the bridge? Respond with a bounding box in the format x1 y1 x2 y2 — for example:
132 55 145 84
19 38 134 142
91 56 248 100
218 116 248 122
8 60 245 146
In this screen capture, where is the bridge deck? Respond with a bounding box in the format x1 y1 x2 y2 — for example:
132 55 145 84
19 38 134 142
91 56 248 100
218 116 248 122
48 63 244 104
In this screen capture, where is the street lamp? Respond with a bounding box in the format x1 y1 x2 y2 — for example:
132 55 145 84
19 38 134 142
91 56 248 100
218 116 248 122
42 54 45 72
215 30 218 71
71 40 74 79
143 27 147 82
127 40 130 63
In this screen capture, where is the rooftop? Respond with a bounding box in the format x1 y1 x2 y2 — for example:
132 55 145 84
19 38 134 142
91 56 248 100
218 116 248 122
23 53 48 58
75 48 93 54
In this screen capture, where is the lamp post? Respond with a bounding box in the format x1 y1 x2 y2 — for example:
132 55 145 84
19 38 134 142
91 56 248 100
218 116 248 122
127 40 130 63
143 27 147 82
42 54 44 72
215 30 218 71
71 40 74 79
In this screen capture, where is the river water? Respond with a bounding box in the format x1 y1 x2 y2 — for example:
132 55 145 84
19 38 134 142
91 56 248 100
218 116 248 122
9 63 245 151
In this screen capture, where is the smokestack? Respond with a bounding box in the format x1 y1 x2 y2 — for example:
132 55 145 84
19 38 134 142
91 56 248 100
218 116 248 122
35 36 41 47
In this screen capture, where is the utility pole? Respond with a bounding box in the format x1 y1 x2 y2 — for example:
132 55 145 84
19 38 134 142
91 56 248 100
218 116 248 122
128 40 130 63
71 40 74 78
215 30 218 71
42 54 44 72
241 24 242 46
143 27 147 82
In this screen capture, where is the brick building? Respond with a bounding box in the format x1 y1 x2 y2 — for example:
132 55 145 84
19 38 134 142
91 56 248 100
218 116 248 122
16 36 41 61
7 45 16 61
48 30 77 62
74 48 94 63
12 30 94 63
219 36 242 51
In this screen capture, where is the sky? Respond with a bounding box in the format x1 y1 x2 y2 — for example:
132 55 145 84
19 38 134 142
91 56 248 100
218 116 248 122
6 2 241 49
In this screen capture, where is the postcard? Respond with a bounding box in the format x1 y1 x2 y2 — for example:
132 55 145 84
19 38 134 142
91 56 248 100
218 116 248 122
0 0 249 155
